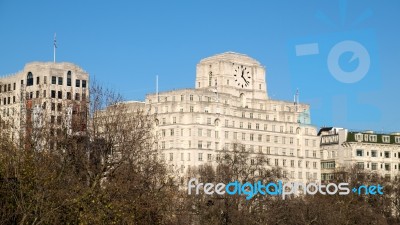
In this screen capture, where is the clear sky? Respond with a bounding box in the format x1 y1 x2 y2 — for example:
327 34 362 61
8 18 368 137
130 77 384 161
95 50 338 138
0 0 399 132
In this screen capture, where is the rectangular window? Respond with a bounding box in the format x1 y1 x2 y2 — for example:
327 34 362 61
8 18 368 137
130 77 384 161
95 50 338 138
75 93 80 101
371 150 377 157
58 91 62 99
52 76 57 84
384 151 390 158
385 163 390 171
356 149 364 157
198 153 203 161
82 80 87 88
36 77 40 85
51 90 56 98
76 79 80 87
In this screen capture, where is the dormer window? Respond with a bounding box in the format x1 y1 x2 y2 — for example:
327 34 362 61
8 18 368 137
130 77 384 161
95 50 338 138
382 135 390 143
369 135 377 142
364 134 369 141
355 133 362 141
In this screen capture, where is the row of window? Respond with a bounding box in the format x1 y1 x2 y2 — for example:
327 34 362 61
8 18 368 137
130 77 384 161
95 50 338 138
159 140 317 157
156 106 301 124
356 149 400 158
2 107 15 117
321 161 335 169
160 128 317 147
1 91 86 106
158 117 314 135
161 152 318 169
0 83 16 93
323 173 397 181
357 162 400 171
24 71 87 87
49 90 86 101
1 96 16 105
355 133 400 144
50 76 86 88
156 94 295 113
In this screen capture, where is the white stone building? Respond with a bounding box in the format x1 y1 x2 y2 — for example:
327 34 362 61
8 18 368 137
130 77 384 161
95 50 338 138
0 62 89 147
319 127 400 181
141 52 321 183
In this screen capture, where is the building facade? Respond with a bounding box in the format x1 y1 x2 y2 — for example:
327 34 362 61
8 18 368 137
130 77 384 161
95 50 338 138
319 127 400 181
0 62 89 147
143 52 320 183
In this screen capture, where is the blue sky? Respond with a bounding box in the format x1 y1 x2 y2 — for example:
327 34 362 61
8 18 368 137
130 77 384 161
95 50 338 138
0 0 399 132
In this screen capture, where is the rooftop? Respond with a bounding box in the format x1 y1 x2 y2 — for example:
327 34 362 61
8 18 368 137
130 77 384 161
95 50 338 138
199 52 261 66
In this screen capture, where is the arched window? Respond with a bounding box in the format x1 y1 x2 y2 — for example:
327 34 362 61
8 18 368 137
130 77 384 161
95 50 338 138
67 71 72 86
214 119 220 126
27 72 33 86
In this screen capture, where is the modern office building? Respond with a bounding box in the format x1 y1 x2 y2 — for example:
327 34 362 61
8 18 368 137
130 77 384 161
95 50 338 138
0 62 89 147
142 52 321 183
319 127 400 181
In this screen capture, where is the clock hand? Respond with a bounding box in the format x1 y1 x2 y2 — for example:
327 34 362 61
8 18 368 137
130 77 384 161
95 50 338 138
241 70 248 83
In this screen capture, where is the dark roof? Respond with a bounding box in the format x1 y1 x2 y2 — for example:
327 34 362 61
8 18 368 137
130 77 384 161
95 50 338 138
317 127 333 136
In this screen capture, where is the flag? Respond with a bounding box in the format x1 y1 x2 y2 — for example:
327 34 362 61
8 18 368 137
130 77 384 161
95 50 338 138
54 33 57 48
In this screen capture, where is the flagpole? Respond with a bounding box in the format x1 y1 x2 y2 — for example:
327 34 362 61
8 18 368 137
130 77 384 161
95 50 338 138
53 33 57 63
156 75 159 103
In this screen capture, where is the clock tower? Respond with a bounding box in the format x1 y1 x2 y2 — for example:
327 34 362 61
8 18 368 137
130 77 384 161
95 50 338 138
195 52 268 100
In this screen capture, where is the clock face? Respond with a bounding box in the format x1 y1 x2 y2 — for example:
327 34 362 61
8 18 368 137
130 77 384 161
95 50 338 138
233 65 251 88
